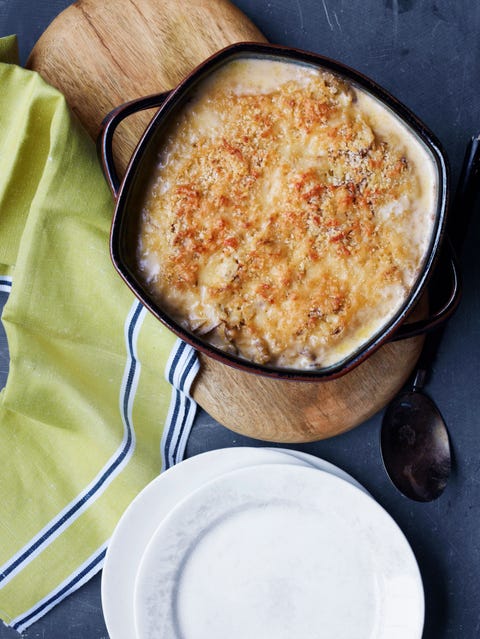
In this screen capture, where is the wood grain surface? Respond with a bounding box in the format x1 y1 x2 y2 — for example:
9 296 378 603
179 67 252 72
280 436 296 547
27 0 425 441
27 0 266 173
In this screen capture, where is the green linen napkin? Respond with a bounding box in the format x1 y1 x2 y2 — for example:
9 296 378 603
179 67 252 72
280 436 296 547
0 36 199 631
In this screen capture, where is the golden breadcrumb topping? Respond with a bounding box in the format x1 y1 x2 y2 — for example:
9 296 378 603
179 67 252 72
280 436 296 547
137 59 435 369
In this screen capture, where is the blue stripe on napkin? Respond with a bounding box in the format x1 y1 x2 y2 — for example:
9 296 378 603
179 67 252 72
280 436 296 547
11 544 108 632
0 299 200 630
161 339 200 471
0 276 12 293
0 300 145 588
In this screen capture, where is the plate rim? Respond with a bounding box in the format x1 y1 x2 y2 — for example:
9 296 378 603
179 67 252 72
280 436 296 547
134 462 425 639
101 447 370 639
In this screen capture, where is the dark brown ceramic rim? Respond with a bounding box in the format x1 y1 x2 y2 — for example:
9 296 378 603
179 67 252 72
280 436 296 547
102 42 456 382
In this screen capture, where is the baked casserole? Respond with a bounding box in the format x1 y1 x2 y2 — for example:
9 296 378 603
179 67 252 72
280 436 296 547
135 58 437 370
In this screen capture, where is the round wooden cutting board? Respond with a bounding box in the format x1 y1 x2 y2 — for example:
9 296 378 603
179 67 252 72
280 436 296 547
28 0 425 442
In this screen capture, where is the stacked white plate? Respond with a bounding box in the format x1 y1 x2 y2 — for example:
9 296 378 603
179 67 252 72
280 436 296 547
101 447 424 639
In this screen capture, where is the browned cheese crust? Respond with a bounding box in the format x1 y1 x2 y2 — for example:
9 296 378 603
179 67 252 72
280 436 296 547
138 64 432 368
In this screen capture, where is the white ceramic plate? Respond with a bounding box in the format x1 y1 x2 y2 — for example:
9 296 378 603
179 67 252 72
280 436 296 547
134 464 424 639
102 447 368 639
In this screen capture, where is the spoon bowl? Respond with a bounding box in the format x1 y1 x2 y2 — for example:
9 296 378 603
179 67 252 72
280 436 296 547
380 132 479 501
381 389 451 502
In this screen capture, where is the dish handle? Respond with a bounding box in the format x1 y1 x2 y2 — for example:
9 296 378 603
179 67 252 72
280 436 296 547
389 239 461 342
98 92 172 197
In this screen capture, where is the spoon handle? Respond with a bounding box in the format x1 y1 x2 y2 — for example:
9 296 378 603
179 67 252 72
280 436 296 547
448 133 480 255
413 133 480 391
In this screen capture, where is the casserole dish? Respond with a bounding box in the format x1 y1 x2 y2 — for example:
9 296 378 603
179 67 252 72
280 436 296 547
99 42 460 381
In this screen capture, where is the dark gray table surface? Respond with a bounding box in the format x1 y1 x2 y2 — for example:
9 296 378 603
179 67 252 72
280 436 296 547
1 1 479 637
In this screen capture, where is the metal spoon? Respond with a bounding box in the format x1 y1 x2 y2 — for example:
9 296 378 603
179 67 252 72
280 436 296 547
381 133 480 501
